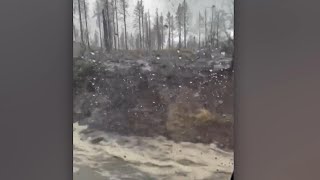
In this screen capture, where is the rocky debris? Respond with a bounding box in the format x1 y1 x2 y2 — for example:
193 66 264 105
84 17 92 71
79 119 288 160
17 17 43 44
73 50 234 150
90 137 105 144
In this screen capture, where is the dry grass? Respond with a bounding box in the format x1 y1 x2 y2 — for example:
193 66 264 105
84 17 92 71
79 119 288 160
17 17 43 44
164 87 233 147
193 109 217 125
165 87 219 142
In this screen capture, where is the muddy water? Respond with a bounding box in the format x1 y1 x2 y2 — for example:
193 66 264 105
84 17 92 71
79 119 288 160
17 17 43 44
73 123 233 180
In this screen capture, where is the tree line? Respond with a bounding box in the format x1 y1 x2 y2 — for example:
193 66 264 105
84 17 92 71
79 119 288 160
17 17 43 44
73 0 234 52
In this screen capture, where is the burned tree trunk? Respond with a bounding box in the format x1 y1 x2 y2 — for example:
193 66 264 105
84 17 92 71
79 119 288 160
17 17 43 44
77 0 84 45
198 12 201 49
122 0 128 50
106 0 113 50
115 0 120 49
112 0 117 50
148 11 151 50
205 9 207 46
183 0 187 48
156 10 161 50
83 0 90 49
102 8 112 52
160 14 164 50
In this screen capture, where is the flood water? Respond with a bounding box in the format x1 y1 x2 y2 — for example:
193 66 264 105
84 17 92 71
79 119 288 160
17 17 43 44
73 123 233 180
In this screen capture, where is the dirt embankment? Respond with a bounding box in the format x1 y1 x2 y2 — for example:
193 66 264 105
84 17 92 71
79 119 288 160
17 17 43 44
73 50 234 150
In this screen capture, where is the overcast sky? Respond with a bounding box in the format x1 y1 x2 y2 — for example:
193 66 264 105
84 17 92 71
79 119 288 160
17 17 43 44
74 0 233 42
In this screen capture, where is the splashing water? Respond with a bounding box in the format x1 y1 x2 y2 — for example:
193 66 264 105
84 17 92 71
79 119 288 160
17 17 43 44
73 123 233 180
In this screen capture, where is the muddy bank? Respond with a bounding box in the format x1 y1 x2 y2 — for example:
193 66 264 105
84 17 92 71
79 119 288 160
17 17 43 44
73 50 234 150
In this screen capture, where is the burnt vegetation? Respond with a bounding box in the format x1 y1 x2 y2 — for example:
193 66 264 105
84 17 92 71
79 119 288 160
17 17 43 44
73 0 234 150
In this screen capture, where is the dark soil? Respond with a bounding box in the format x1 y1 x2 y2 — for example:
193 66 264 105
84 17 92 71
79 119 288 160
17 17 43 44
73 49 234 151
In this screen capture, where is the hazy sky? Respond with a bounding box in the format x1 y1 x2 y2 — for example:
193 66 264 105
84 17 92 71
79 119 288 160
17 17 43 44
74 0 233 42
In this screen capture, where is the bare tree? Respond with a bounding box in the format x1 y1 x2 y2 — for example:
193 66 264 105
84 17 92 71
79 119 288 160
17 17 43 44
171 15 174 47
148 11 152 50
217 9 233 49
182 0 191 48
115 0 120 49
77 0 84 44
83 0 90 48
187 35 197 49
176 4 183 48
183 0 187 48
210 5 215 47
129 33 135 49
133 1 142 49
166 12 171 48
216 10 220 48
156 9 161 50
94 0 103 48
144 12 149 50
141 0 145 49
102 0 113 52
205 9 207 46
198 12 201 49
120 29 125 49
198 11 204 49
135 34 139 49
73 23 78 41
119 0 128 50
160 13 164 49
107 0 113 50
93 31 99 47
102 9 109 51
111 0 117 50
73 0 78 41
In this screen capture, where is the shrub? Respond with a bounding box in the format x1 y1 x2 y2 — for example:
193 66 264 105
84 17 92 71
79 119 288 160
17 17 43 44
73 59 105 95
